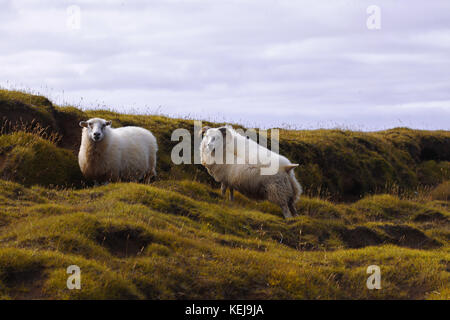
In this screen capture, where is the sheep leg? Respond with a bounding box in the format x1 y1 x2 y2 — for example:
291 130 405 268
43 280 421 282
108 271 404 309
221 183 227 197
143 171 153 184
150 153 157 179
281 205 293 219
229 188 234 202
288 199 298 217
142 167 157 184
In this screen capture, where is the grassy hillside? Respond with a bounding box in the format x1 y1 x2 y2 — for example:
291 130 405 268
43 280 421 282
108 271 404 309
1 89 449 198
0 179 448 299
0 89 449 299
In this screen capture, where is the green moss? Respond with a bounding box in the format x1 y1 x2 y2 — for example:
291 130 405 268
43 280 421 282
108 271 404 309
0 132 83 187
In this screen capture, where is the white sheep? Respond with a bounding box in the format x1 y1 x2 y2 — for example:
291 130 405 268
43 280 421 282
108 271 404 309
200 126 302 219
78 118 157 183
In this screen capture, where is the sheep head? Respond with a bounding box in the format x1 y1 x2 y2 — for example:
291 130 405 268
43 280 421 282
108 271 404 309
199 126 211 138
79 118 112 142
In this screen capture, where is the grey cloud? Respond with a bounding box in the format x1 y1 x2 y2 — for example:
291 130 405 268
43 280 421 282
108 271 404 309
0 0 449 130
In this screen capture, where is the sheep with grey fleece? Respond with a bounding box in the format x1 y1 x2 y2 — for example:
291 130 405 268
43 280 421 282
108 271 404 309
78 118 157 183
200 126 302 219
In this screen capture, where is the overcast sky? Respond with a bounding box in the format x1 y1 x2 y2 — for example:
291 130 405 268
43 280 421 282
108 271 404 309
1 0 449 130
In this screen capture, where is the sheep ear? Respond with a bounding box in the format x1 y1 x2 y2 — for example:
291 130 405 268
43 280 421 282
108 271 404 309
105 120 112 126
199 126 210 136
79 121 88 128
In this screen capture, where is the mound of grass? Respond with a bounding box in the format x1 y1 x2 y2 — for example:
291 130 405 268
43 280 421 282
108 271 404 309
0 247 142 299
0 132 83 187
0 90 56 130
431 181 450 201
0 179 447 299
352 194 450 225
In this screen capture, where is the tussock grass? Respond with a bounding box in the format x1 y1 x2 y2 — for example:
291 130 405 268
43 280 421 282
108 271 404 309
0 179 448 299
431 181 450 201
0 132 83 187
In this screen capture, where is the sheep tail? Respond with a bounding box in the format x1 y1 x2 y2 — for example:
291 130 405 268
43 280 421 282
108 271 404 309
283 164 298 172
285 164 302 201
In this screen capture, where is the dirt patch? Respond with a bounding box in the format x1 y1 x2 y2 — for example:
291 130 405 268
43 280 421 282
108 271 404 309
96 226 153 258
296 242 319 251
0 98 85 155
53 109 84 152
419 135 450 161
0 100 58 134
2 267 47 300
413 210 447 223
340 226 384 248
378 224 442 249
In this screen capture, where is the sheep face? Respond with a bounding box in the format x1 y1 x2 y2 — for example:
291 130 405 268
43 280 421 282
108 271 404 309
79 118 112 142
202 127 229 152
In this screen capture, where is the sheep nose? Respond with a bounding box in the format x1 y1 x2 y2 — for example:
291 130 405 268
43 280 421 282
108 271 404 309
94 132 100 137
